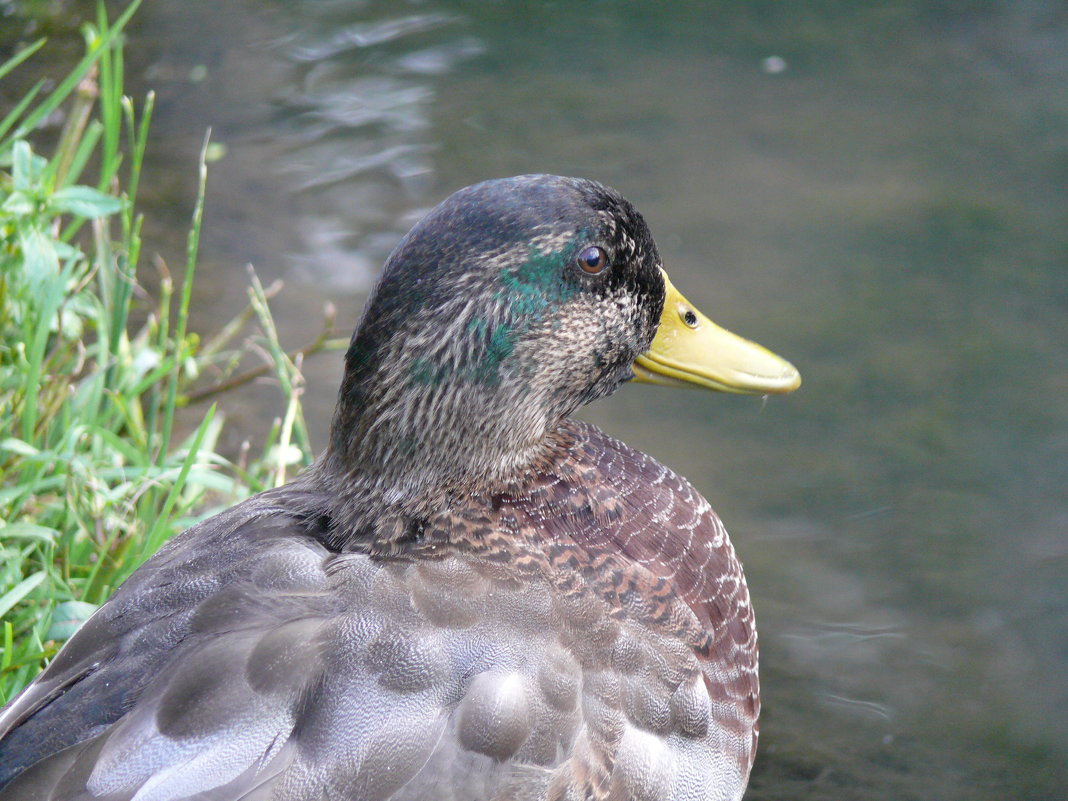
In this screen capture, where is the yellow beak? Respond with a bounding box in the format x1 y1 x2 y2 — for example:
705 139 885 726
632 269 801 394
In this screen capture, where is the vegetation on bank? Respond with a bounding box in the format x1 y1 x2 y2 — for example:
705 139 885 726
0 2 323 703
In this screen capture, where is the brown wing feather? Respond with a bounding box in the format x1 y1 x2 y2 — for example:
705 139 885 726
504 420 760 777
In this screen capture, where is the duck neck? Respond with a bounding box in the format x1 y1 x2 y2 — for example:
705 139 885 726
311 351 565 535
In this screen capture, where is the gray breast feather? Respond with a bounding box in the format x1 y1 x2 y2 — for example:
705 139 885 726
0 500 741 801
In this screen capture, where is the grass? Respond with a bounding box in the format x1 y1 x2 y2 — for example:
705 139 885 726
0 2 333 704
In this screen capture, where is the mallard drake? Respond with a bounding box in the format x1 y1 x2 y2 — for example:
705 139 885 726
0 175 799 801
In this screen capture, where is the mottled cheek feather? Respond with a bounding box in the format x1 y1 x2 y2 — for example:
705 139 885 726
409 357 446 387
407 242 584 390
498 242 579 314
484 323 517 374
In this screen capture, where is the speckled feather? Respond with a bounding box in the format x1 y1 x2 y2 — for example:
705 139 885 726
0 175 762 801
0 421 755 801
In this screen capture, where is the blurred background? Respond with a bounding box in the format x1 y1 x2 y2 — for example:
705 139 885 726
4 1 1067 798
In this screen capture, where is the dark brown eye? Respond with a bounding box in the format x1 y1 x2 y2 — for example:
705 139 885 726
576 245 609 274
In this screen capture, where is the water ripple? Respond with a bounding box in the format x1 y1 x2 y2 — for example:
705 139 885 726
285 14 459 62
822 693 894 721
265 2 484 290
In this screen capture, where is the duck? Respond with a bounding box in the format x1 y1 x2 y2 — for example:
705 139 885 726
0 174 799 801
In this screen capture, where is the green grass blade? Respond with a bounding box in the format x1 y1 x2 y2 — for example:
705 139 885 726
247 270 314 465
1 623 13 671
140 404 217 560
124 91 155 215
1 0 142 150
157 130 210 464
0 37 45 82
95 0 123 192
57 120 104 189
0 572 47 621
0 80 44 144
19 264 66 442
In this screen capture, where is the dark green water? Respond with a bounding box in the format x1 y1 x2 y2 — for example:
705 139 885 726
8 1 1068 798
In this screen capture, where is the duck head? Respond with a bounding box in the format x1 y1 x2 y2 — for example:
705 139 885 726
322 175 799 509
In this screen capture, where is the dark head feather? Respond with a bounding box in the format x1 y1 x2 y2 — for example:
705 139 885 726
321 175 665 514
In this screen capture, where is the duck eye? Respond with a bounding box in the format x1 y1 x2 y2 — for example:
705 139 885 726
576 246 609 275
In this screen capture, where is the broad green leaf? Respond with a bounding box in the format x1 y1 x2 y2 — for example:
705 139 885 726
0 522 57 544
46 600 99 642
17 225 59 288
50 185 122 219
10 141 45 191
10 141 31 190
53 239 84 262
1 189 34 216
